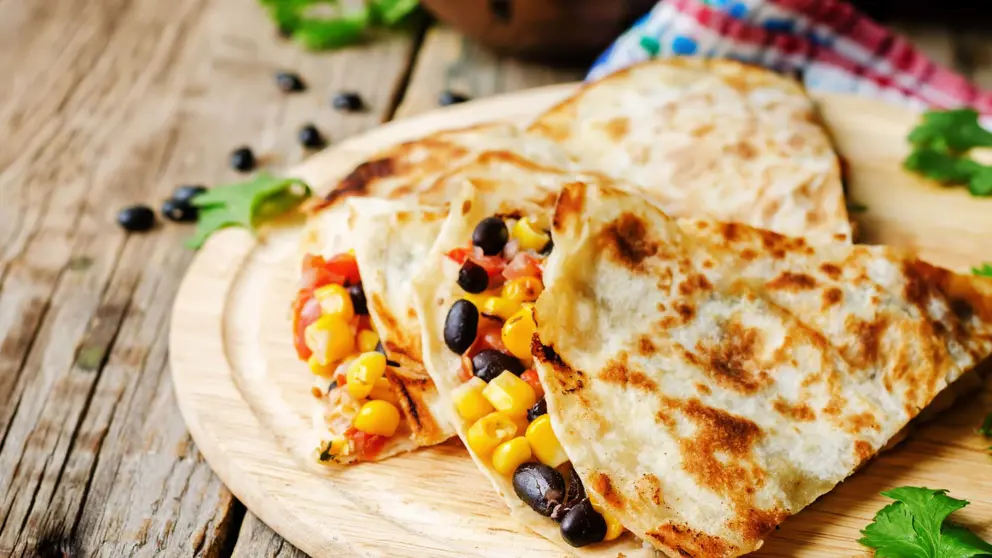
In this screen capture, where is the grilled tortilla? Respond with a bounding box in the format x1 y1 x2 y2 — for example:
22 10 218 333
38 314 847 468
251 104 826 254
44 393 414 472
299 126 571 464
529 57 851 244
412 158 655 556
533 182 992 557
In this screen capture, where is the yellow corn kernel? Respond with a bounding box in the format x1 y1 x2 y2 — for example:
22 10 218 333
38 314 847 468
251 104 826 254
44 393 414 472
525 414 569 467
346 352 387 399
482 296 521 320
368 377 396 403
501 276 544 303
512 217 550 252
307 355 337 377
492 436 533 475
501 306 537 363
462 292 489 310
466 412 518 456
453 377 495 423
304 315 355 365
314 284 355 322
357 329 380 353
353 400 401 437
482 371 537 416
589 495 625 541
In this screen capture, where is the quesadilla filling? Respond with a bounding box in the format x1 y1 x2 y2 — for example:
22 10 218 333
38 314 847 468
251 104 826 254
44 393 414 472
292 252 406 463
443 215 624 547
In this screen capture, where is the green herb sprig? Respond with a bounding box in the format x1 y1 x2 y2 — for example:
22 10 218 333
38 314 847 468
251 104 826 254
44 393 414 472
860 487 992 557
186 172 311 249
260 0 420 50
904 109 992 197
974 264 992 278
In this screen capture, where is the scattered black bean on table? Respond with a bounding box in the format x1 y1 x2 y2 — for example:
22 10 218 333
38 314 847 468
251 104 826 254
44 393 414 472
230 146 256 172
438 90 470 106
298 123 326 149
161 198 198 222
117 205 156 232
171 184 206 205
275 71 306 93
332 91 364 112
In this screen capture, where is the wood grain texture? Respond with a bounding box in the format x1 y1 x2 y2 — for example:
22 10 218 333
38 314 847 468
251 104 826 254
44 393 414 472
232 514 308 558
0 0 418 554
171 87 992 558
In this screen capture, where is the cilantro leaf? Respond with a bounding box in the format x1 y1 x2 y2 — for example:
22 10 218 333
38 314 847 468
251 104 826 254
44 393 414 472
371 0 419 25
860 487 992 558
292 8 369 50
260 0 417 50
979 413 992 437
909 109 992 154
974 265 992 278
969 166 992 197
904 148 980 184
186 172 310 249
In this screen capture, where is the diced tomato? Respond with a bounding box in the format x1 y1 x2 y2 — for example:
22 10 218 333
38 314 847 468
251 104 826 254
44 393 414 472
300 254 342 290
292 289 321 360
355 314 372 332
521 370 544 399
479 320 507 353
446 246 506 280
346 428 388 461
503 252 543 281
325 252 362 286
459 354 475 382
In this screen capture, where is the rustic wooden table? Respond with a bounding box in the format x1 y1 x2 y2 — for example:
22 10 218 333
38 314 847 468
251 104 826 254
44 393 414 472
1 1 990 556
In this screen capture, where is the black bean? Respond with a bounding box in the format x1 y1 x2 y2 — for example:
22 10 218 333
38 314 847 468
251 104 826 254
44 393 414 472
540 239 554 255
332 91 364 112
275 71 306 93
171 184 206 205
444 300 479 354
526 399 547 422
560 499 607 547
472 216 509 256
471 349 524 382
230 146 256 172
348 284 367 315
117 205 155 232
513 462 566 517
438 90 470 106
457 260 489 293
298 124 326 149
161 198 197 222
374 341 399 367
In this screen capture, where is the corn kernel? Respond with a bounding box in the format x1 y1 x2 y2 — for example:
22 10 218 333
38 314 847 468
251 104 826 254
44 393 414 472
589 495 625 541
453 377 495 423
501 276 543 303
482 296 521 320
462 292 489 310
308 355 336 377
492 436 532 475
304 315 355 365
502 306 537 362
314 284 355 322
357 329 380 353
353 400 401 436
466 412 518 456
317 437 349 462
368 377 397 403
346 352 387 399
525 414 569 467
512 217 551 252
482 371 537 416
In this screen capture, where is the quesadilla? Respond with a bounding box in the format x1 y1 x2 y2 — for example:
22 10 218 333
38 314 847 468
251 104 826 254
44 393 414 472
292 124 573 464
529 57 852 244
412 159 658 555
532 181 992 557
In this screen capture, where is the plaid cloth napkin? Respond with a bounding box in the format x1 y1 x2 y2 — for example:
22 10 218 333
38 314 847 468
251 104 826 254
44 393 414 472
588 0 992 115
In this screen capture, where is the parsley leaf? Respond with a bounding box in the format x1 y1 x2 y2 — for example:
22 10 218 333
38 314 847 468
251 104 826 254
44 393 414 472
260 0 418 50
905 148 980 184
974 265 992 278
860 487 992 558
909 109 992 154
186 172 310 249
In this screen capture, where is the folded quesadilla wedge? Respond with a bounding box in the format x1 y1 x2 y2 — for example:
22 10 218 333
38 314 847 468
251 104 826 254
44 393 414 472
532 182 992 557
529 57 852 243
412 155 655 555
294 125 575 464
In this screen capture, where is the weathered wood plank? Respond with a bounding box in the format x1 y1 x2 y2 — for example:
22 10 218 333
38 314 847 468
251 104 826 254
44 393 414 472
232 513 309 558
0 0 419 554
395 25 584 119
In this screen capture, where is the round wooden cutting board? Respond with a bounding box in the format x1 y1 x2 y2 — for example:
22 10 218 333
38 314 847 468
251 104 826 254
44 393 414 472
170 84 992 558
